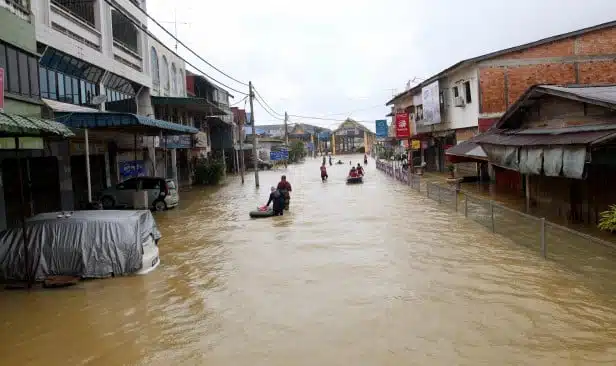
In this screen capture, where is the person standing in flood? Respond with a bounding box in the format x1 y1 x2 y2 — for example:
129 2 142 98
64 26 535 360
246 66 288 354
277 175 292 210
320 164 328 182
328 155 332 166
265 186 285 216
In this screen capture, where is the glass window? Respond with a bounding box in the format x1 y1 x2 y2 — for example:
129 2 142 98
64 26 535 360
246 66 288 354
6 47 19 93
48 70 57 99
64 75 72 103
57 72 65 101
28 57 39 98
118 178 138 190
72 78 79 104
80 80 86 104
18 52 30 96
0 44 6 91
39 67 49 99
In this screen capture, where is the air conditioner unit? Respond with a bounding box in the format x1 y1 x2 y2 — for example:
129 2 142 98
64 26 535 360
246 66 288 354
454 96 466 107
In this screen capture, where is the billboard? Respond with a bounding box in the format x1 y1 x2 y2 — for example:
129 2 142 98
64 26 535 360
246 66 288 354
394 112 410 139
421 81 441 125
375 119 388 137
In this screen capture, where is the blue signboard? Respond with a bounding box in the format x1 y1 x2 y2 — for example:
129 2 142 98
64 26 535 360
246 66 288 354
318 131 331 141
119 160 145 180
306 142 314 151
280 148 289 159
270 151 282 161
376 119 388 137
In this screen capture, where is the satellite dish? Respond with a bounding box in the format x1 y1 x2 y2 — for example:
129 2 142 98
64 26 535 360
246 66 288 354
91 95 107 105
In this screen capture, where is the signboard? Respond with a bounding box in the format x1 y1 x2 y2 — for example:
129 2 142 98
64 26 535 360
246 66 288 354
0 68 3 111
422 141 429 150
164 135 192 149
194 132 209 148
395 112 410 139
119 160 145 179
422 81 441 125
411 140 420 150
306 142 314 151
375 119 388 137
270 148 289 161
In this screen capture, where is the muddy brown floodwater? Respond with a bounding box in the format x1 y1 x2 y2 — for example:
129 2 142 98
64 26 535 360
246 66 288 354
1 155 616 365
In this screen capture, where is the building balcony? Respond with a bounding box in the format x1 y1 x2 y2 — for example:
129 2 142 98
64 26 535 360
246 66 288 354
1 0 31 21
51 0 96 28
50 2 102 51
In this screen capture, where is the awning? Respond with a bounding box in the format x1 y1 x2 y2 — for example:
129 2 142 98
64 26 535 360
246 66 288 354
445 138 488 163
151 96 227 115
474 125 616 146
0 112 75 138
55 112 198 135
42 98 99 113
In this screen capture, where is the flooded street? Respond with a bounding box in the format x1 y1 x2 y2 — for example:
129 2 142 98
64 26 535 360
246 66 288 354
2 156 616 365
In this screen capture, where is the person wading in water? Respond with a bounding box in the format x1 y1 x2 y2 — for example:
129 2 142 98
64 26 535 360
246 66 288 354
277 175 292 210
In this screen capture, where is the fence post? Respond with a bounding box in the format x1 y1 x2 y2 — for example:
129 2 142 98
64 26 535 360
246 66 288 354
454 190 458 212
490 200 495 232
464 193 468 217
540 217 546 259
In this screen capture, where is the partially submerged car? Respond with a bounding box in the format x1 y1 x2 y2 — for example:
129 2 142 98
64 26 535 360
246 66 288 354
0 210 161 282
100 177 179 211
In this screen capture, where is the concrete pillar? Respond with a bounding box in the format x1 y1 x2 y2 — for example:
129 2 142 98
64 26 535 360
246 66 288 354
171 148 178 183
50 141 74 211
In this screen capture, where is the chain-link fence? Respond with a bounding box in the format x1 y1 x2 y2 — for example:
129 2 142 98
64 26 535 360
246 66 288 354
375 160 616 280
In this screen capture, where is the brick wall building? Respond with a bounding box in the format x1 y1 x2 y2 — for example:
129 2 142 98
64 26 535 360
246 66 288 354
478 22 616 131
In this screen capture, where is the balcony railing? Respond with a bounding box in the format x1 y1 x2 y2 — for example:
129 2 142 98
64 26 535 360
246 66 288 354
111 9 139 54
51 0 96 28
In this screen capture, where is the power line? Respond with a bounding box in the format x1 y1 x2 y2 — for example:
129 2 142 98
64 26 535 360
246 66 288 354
102 0 247 96
231 96 248 106
131 2 248 86
253 96 284 121
252 87 285 117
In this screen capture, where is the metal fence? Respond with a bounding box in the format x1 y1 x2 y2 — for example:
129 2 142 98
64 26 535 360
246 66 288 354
376 160 616 284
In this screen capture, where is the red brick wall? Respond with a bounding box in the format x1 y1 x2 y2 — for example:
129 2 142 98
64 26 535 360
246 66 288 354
479 25 616 129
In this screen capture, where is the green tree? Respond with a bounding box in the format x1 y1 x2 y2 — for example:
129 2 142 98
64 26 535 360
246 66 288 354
289 140 305 163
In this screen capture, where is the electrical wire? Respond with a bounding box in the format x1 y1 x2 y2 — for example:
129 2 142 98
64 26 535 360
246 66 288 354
130 1 248 86
102 0 248 96
252 87 285 117
231 96 248 106
253 96 284 121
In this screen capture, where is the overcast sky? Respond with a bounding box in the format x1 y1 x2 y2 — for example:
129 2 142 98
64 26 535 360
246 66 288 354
147 0 616 131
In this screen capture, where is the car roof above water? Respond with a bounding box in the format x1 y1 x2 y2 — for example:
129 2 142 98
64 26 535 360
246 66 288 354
27 210 154 224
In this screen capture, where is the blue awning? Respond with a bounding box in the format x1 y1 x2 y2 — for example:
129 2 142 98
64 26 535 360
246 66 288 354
55 112 198 135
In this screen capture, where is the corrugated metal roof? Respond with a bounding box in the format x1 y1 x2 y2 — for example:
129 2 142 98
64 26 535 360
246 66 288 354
42 99 99 113
540 85 616 105
0 112 75 138
474 129 616 146
445 139 488 159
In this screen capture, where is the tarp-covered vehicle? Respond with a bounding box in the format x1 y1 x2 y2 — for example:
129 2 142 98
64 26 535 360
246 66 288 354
0 210 161 282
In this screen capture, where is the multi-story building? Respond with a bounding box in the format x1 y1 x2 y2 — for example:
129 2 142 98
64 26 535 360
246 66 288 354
31 0 199 206
0 0 75 230
387 20 616 177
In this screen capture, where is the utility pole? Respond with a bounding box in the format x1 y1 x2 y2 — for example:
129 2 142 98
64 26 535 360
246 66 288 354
249 81 259 187
238 117 245 184
284 111 289 146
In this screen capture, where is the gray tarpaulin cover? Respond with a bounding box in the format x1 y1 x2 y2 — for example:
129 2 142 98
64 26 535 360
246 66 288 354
483 145 519 170
0 210 161 281
519 147 544 175
543 148 564 177
562 146 587 179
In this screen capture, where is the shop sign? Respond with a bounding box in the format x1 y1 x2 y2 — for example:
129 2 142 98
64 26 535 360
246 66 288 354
375 119 388 137
411 139 421 150
194 132 208 148
395 112 410 139
119 160 145 179
164 135 192 149
70 141 106 155
421 141 429 150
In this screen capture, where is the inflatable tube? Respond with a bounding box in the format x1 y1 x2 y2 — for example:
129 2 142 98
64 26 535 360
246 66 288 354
346 176 363 184
249 208 275 218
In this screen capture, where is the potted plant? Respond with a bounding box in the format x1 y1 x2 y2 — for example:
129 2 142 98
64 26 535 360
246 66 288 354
598 205 616 233
447 164 455 178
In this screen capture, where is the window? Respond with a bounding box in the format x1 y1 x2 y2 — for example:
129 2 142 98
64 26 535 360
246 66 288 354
51 0 96 27
6 47 19 93
57 73 65 101
171 63 177 95
161 56 169 93
0 45 6 91
18 53 29 96
112 10 139 54
28 57 39 98
150 47 160 88
178 69 184 96
40 67 49 98
48 70 57 99
72 78 79 104
452 86 459 98
464 81 472 103
142 178 161 190
118 178 138 190
80 80 86 103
